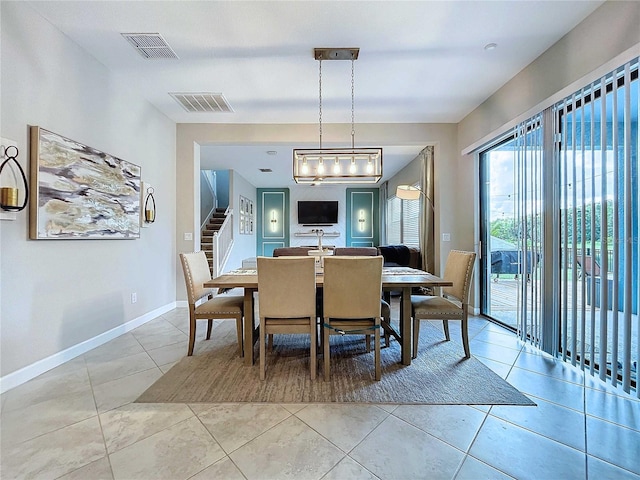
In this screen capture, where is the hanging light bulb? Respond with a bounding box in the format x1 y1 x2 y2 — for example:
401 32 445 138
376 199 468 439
366 158 374 174
349 158 357 174
333 158 341 174
301 158 309 174
317 159 325 174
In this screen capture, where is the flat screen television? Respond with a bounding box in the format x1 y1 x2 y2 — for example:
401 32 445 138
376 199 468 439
297 200 338 225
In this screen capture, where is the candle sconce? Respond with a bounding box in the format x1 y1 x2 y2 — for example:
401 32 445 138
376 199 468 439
144 186 156 223
0 145 28 212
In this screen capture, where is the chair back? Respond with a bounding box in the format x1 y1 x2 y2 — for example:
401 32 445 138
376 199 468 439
272 247 315 257
179 251 214 305
323 256 383 319
257 256 316 318
442 250 476 304
333 247 378 256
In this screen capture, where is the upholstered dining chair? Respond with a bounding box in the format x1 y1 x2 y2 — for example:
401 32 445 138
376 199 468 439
272 246 316 257
257 256 318 380
323 256 384 381
332 247 393 348
411 250 476 359
333 247 378 256
179 252 244 357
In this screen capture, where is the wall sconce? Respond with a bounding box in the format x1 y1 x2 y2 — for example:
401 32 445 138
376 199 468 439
0 145 28 212
358 209 366 232
270 209 278 232
144 186 156 223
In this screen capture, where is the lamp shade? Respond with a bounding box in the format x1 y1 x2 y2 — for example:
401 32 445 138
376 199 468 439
396 185 422 200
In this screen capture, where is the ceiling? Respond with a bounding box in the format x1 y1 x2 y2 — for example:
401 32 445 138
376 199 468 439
28 0 603 187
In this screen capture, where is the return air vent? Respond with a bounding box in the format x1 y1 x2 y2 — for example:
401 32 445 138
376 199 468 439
121 33 178 59
259 168 273 173
169 93 234 113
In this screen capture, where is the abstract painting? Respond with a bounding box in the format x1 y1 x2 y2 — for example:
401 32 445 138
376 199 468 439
29 126 141 239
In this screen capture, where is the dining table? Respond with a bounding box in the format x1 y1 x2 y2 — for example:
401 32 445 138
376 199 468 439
204 266 452 367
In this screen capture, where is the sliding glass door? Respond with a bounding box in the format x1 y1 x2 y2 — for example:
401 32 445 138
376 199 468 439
480 58 638 393
479 117 544 341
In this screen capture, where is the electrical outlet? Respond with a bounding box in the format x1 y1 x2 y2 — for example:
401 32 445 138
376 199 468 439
131 292 137 304
442 233 451 242
184 232 193 241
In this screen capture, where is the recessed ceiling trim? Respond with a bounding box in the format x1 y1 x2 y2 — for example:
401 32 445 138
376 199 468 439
169 93 234 113
121 33 178 59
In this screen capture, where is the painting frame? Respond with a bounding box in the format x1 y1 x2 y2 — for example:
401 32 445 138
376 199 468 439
29 126 141 240
238 195 254 235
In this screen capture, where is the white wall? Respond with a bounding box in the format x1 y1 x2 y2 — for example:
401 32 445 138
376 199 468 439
0 3 177 380
224 171 257 271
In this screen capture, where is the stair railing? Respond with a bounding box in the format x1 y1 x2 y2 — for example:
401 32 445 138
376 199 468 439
210 208 234 278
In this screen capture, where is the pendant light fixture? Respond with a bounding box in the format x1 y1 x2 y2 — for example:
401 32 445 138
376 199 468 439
293 48 382 184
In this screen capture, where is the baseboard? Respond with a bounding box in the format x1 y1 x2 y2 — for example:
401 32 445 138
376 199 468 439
0 301 177 394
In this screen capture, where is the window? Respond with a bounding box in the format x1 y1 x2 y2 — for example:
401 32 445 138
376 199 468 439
386 184 420 246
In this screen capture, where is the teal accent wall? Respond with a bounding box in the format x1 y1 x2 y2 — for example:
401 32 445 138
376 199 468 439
346 188 379 247
257 188 289 256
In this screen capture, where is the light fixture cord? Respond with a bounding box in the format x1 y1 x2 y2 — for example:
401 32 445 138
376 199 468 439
319 58 323 149
351 55 355 150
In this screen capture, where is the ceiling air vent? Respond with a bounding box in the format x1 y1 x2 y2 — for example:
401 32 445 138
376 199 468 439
259 168 273 173
169 93 234 113
121 33 178 59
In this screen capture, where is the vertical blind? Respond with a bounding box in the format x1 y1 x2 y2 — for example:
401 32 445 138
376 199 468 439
493 58 637 395
512 113 545 348
556 59 638 395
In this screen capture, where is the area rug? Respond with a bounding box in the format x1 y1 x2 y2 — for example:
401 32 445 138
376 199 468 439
136 322 535 405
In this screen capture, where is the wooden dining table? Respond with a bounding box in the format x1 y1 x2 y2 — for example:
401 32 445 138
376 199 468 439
204 266 452 367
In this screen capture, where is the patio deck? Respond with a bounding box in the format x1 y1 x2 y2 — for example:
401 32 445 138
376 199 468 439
488 278 638 382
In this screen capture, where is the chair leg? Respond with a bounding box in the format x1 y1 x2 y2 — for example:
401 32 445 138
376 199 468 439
188 314 196 356
412 318 420 359
259 317 266 380
442 319 451 341
323 318 330 382
365 334 372 353
236 316 244 358
268 334 274 351
374 322 381 381
384 319 391 347
309 317 316 380
461 317 471 359
206 319 213 340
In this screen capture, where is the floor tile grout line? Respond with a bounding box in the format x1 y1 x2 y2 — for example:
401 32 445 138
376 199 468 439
187 407 244 478
293 404 391 456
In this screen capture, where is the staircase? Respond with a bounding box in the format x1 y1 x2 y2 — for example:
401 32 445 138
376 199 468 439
201 207 233 276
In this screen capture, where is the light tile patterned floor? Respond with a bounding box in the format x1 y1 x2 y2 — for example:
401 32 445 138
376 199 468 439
1 306 638 480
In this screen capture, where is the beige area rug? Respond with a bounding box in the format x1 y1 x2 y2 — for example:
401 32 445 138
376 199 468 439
136 321 535 405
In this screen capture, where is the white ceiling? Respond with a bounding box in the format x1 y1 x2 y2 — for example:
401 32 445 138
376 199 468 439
28 0 603 187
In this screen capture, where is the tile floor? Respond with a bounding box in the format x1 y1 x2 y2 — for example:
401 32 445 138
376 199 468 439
1 307 638 480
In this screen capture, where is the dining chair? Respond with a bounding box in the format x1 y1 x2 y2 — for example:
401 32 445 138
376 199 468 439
411 250 476 359
332 247 393 348
179 251 244 357
322 255 384 381
272 246 316 257
273 246 324 335
333 247 378 256
257 256 318 380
